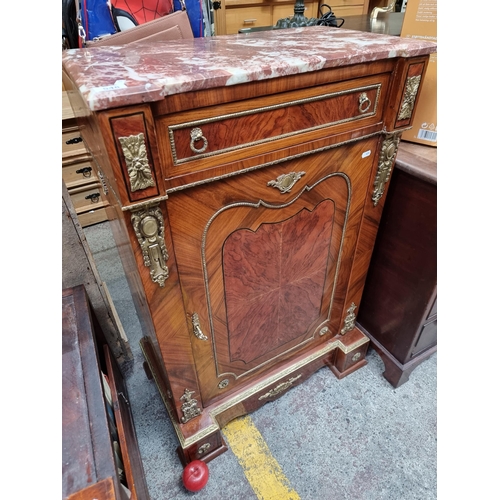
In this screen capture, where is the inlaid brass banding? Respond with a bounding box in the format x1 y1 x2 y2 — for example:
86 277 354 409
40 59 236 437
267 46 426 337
121 194 169 212
168 84 382 165
166 129 388 194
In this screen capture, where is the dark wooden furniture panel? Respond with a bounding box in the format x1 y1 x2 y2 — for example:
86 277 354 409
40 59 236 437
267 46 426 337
356 141 437 387
62 285 150 500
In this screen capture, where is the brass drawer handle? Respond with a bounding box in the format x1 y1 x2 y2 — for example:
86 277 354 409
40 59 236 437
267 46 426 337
358 92 371 113
198 443 211 455
190 127 208 154
76 166 92 178
85 192 100 203
243 19 257 23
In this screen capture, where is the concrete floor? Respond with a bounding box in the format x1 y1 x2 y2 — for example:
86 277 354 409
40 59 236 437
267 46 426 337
83 221 437 500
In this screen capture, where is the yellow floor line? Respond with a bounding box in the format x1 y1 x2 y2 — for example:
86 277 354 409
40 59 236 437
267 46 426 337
222 415 301 500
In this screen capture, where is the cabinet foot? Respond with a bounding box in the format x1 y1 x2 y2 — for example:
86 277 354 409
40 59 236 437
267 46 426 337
327 327 369 379
328 357 368 379
372 342 436 388
176 435 229 467
357 325 437 388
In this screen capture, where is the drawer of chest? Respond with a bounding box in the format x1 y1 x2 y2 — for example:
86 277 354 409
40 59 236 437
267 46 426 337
62 160 98 189
330 5 364 16
62 128 90 163
69 183 108 213
157 73 389 176
225 6 272 34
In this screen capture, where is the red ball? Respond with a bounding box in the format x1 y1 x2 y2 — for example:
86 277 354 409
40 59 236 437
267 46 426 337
182 460 209 492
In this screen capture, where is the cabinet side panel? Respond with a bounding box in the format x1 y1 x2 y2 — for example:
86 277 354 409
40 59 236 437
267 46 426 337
357 167 437 363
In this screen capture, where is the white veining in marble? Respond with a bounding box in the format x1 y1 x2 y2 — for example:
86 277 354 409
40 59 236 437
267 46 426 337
62 26 437 111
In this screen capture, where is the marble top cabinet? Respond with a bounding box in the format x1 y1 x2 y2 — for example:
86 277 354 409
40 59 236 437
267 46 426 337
62 27 436 467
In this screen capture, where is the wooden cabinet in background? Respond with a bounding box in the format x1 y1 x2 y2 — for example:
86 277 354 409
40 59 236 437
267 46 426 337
62 28 436 467
217 0 369 35
356 142 437 387
62 285 150 500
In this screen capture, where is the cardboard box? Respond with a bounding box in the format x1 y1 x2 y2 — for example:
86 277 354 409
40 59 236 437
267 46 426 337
399 0 437 147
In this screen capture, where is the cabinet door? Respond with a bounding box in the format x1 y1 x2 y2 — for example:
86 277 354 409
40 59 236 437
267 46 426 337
167 136 378 405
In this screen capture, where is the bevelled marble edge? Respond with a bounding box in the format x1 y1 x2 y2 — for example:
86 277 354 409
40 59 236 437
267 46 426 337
62 26 437 112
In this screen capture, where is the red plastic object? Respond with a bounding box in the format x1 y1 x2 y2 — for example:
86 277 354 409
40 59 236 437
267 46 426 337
182 460 209 492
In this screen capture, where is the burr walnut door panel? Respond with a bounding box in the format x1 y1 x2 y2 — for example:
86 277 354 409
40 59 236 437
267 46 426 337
166 136 378 406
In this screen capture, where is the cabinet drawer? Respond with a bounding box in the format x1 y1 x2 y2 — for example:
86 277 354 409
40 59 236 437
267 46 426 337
78 207 110 227
330 0 364 7
411 319 437 358
332 5 365 16
160 73 388 176
70 183 108 213
62 160 98 189
225 6 272 34
62 128 89 162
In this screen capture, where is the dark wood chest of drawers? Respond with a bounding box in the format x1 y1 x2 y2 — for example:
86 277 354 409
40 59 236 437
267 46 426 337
357 142 437 387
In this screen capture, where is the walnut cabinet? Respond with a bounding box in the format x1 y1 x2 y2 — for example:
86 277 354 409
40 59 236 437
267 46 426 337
62 28 435 466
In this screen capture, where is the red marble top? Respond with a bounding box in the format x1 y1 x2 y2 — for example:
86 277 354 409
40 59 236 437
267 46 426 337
61 26 437 111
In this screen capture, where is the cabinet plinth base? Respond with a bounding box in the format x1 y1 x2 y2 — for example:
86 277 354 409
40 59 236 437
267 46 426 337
327 358 369 379
327 326 370 379
140 329 369 465
176 438 228 468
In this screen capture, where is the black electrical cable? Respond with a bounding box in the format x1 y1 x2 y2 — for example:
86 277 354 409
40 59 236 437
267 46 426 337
316 4 344 28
